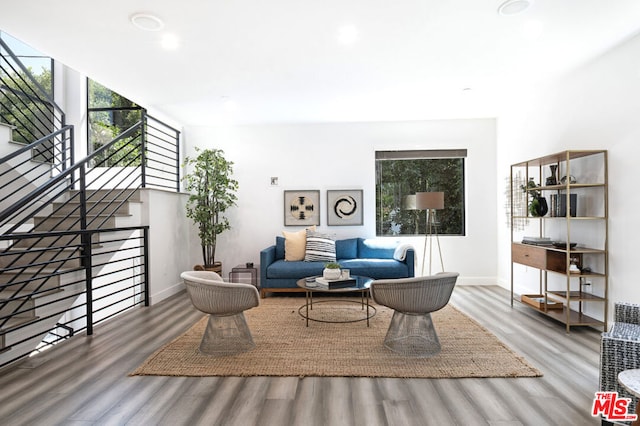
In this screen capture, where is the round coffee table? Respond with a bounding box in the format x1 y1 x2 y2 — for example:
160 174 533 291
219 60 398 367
296 275 375 327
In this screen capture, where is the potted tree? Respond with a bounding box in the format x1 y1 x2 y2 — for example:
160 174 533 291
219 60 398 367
183 148 239 271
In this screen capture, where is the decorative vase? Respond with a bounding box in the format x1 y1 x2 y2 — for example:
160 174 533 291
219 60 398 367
528 197 548 217
546 165 558 186
323 268 342 280
537 197 549 216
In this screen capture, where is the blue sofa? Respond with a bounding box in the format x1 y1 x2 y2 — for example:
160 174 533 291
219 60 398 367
259 237 415 297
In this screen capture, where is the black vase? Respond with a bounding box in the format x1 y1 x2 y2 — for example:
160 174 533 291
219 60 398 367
536 197 549 217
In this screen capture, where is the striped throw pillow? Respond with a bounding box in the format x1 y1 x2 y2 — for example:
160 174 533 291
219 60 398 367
304 230 336 262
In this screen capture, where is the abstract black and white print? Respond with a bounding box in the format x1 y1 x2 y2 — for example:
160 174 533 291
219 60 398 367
284 190 320 226
327 190 363 226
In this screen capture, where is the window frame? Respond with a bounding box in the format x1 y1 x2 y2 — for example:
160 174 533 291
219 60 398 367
375 149 467 237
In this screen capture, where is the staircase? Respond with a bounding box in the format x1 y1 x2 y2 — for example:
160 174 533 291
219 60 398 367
0 37 180 369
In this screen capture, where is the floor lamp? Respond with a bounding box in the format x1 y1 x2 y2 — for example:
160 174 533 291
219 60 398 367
402 194 420 234
416 192 445 276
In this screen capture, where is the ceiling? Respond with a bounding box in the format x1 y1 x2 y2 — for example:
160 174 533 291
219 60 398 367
2 1 640 126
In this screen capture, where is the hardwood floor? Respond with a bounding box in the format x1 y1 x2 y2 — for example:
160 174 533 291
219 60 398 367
0 285 602 425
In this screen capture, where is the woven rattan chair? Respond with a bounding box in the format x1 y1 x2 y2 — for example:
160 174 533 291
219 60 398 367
181 270 260 356
370 272 458 357
599 302 640 424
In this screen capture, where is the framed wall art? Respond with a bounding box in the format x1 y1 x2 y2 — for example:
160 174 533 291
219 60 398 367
327 189 363 226
284 190 320 226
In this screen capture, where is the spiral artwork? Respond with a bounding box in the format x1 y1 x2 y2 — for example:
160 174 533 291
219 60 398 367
334 195 357 218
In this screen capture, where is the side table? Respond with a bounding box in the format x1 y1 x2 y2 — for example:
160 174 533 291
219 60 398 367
618 369 640 426
230 264 259 287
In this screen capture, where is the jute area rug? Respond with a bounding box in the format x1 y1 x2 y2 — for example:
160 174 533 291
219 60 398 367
130 297 542 378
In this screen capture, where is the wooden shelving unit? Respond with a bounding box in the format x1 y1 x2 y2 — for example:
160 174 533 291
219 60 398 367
510 150 608 332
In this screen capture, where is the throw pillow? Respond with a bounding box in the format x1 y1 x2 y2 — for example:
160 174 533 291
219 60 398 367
283 226 315 261
304 230 336 262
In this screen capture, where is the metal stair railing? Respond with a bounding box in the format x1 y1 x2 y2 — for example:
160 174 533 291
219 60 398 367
0 37 65 151
1 35 181 367
0 115 179 367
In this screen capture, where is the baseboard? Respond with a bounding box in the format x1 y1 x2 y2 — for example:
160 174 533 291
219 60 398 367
455 277 497 286
149 281 185 305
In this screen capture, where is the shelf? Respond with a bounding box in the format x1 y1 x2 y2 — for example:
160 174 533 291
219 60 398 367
510 149 608 332
541 307 604 327
511 149 607 167
547 291 605 302
512 215 606 220
532 183 606 191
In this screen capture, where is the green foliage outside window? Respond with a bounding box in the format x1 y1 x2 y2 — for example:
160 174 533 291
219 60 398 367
376 157 465 236
87 79 143 167
0 68 53 145
0 33 54 148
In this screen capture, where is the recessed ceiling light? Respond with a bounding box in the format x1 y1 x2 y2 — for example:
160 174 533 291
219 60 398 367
130 13 165 31
337 25 359 45
497 0 533 16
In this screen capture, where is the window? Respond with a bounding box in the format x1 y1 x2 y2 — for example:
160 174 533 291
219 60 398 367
87 79 143 166
375 149 466 236
0 32 54 145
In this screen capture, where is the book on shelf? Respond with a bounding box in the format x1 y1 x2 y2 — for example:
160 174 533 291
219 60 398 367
315 277 357 289
550 194 577 217
521 236 553 246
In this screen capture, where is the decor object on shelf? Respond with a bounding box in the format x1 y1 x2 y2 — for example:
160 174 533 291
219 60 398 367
180 270 259 356
327 189 363 226
560 175 577 185
284 190 320 226
416 191 445 276
322 262 342 280
546 164 558 186
183 148 239 270
549 193 577 217
370 273 459 357
521 178 548 217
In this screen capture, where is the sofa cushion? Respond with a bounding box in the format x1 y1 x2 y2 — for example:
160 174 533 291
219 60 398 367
304 230 336 262
335 238 358 260
339 259 409 279
267 259 325 279
357 238 396 259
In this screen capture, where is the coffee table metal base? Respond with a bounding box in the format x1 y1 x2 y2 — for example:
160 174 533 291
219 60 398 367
299 290 376 327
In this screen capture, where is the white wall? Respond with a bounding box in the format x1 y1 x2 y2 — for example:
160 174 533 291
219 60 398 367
140 189 195 303
496 32 640 317
183 118 498 285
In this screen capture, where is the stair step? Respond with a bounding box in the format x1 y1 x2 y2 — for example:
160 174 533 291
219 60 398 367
0 247 82 268
0 315 41 335
68 189 141 203
32 216 118 232
0 270 61 291
51 201 130 216
10 233 99 249
0 295 36 319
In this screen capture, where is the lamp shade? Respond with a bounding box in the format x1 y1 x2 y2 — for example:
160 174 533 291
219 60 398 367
415 192 444 210
402 194 417 210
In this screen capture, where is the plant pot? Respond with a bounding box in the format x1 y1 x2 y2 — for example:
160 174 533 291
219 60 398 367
194 262 222 274
323 268 342 280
